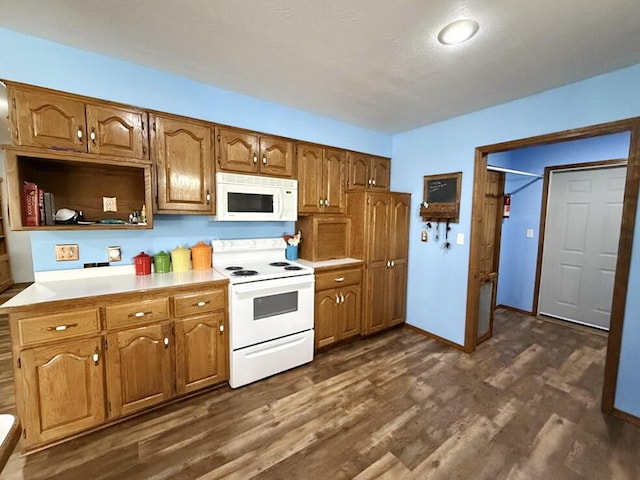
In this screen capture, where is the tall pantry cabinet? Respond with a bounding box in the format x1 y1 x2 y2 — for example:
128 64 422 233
347 191 411 334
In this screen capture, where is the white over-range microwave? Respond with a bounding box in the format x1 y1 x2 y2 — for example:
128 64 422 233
214 172 298 221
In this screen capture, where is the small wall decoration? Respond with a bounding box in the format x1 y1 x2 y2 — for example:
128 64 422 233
420 171 462 222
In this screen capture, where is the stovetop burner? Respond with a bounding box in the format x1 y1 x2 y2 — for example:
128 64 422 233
269 262 290 267
232 270 259 276
284 266 303 271
225 266 244 271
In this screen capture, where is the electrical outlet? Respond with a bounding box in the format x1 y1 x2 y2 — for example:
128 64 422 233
103 196 117 212
421 230 428 242
527 229 534 238
108 246 121 262
55 244 79 261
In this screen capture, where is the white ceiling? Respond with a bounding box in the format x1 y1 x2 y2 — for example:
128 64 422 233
1 0 640 134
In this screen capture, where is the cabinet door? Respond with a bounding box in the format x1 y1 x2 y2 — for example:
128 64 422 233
323 148 346 214
86 104 148 160
367 193 391 265
12 88 87 152
297 143 324 214
216 127 259 174
153 115 213 213
389 193 411 261
387 262 408 327
347 152 370 190
106 322 173 418
175 312 228 394
338 285 361 340
365 264 387 334
259 136 294 177
370 157 391 191
21 338 105 447
315 289 339 348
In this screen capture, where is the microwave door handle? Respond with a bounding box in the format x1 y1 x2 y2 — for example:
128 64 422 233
276 190 284 218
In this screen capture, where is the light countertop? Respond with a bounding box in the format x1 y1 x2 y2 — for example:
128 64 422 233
296 258 364 270
0 269 228 311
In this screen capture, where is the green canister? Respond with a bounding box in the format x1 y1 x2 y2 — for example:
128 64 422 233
153 250 171 273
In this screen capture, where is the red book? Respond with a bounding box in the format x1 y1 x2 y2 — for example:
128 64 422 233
23 181 39 226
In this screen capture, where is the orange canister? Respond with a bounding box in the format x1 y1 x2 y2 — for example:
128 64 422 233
133 252 152 275
191 241 212 270
171 245 191 272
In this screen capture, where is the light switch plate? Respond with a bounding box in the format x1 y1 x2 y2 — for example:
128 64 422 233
456 233 464 245
55 244 79 261
527 229 534 238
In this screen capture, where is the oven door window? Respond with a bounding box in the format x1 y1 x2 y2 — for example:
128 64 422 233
254 291 298 320
228 192 274 213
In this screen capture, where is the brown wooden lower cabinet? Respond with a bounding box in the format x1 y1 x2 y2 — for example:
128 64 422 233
314 266 362 349
106 322 173 418
174 312 228 394
20 337 106 447
7 282 228 451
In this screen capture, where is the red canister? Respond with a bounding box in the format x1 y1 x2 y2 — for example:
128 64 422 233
133 252 152 275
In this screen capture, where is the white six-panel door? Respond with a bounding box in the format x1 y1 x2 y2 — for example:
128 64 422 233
539 166 626 330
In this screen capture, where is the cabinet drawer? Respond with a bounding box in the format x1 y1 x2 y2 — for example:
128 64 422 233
173 289 225 318
105 298 169 330
18 309 100 346
315 268 362 290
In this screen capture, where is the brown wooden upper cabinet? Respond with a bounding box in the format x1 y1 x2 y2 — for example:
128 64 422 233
9 85 149 161
216 126 294 178
151 113 214 214
297 143 346 214
347 152 390 191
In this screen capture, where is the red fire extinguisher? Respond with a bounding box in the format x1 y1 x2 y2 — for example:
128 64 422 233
503 194 511 218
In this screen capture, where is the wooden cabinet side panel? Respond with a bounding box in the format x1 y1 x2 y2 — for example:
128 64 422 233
21 338 105 447
260 136 294 177
153 115 213 212
86 104 149 160
297 144 323 213
175 312 227 394
11 87 87 152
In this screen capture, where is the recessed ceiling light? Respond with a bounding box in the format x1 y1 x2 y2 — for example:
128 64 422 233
438 19 479 45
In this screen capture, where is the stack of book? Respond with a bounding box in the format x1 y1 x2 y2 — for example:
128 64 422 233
23 182 56 226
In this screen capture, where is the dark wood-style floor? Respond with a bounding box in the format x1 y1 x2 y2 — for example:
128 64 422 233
1 298 639 479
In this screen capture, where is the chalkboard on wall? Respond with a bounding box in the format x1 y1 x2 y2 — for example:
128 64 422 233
420 171 462 222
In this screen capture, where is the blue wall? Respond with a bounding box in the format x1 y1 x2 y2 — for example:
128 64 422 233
392 63 640 418
0 27 392 272
493 133 631 312
2 27 639 419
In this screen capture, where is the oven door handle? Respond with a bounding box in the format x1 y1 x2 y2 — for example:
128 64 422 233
232 276 315 296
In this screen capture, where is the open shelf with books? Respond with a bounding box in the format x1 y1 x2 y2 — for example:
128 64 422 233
3 147 153 231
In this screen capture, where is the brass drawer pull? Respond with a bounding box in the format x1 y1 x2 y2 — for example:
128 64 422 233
47 323 78 332
192 300 211 307
128 311 152 318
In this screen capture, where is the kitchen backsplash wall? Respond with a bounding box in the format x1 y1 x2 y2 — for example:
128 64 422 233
30 216 294 272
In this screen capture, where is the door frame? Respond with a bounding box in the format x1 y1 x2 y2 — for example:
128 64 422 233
533 160 628 322
465 117 640 415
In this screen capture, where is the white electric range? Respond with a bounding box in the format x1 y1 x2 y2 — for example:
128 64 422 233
211 238 315 388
